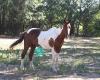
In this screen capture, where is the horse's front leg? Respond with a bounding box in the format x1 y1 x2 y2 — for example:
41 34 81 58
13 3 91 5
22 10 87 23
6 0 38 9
52 48 60 72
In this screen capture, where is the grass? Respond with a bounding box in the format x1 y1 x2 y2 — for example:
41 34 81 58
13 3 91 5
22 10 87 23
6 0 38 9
72 59 89 73
0 48 99 76
0 37 100 79
0 50 97 75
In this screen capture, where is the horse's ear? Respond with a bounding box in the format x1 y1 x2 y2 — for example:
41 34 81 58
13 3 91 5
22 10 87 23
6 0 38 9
64 18 71 23
64 18 68 23
64 19 66 23
68 20 71 23
64 19 69 24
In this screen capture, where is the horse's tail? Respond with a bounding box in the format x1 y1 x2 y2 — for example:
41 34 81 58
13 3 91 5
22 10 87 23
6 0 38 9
10 32 26 48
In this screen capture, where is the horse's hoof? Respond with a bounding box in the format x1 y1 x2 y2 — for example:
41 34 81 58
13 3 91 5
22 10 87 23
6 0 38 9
51 68 58 73
56 70 62 75
30 66 35 70
51 66 59 73
20 66 25 71
57 67 60 71
31 67 35 70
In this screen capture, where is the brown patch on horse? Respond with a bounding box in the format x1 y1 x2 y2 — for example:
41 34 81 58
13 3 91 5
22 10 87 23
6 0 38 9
10 29 41 48
54 21 70 53
25 29 41 46
29 29 41 38
54 35 65 53
23 29 41 61
49 38 54 47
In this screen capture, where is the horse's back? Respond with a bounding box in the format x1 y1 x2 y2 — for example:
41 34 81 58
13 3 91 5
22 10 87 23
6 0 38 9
38 27 61 49
39 27 61 40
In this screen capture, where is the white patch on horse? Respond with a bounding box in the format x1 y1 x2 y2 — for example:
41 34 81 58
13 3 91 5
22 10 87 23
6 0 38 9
27 28 40 34
67 23 71 35
38 27 61 49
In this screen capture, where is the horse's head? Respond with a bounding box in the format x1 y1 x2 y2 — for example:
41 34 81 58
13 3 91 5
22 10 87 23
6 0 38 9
63 19 71 38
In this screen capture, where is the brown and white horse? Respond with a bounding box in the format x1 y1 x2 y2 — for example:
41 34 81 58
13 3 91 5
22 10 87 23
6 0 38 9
10 20 71 72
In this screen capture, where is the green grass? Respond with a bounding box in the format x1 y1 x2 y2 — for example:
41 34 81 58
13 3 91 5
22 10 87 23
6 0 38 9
0 47 100 76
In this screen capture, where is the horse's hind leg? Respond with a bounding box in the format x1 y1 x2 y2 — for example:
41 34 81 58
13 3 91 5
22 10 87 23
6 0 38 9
29 45 36 70
20 45 29 70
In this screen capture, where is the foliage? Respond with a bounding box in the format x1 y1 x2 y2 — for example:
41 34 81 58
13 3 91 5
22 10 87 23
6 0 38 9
0 0 99 36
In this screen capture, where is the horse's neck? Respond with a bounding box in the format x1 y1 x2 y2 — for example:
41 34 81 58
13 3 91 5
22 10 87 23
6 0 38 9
55 31 65 43
58 27 66 39
54 29 65 53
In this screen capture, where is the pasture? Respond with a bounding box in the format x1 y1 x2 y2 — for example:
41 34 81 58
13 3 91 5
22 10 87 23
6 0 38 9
0 37 100 80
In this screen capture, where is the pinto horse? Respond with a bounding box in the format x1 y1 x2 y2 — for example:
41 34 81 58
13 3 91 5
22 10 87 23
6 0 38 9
10 20 71 72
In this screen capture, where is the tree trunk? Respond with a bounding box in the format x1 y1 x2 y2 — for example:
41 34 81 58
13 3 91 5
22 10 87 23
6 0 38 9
70 21 75 36
83 23 88 37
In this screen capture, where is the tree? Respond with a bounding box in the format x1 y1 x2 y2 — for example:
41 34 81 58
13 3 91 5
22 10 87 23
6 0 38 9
80 0 99 36
0 0 99 36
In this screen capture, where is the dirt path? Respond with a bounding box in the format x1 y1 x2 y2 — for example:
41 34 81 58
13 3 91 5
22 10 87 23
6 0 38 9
0 38 24 49
0 37 100 80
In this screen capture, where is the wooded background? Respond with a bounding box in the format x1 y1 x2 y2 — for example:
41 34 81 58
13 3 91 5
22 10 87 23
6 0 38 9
0 0 99 36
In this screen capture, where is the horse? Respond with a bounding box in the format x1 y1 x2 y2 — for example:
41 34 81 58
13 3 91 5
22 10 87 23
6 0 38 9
10 19 71 72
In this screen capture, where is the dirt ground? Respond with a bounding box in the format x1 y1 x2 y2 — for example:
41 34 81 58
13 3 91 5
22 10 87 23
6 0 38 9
0 37 100 80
